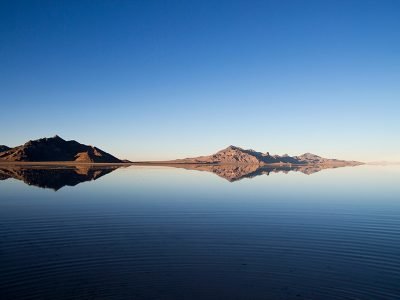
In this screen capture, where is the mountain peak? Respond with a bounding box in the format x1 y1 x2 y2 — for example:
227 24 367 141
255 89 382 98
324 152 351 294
173 146 277 165
52 135 64 141
0 136 121 163
300 152 321 158
224 145 242 151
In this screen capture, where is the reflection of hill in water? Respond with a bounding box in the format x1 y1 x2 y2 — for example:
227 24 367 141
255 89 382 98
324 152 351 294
167 163 352 182
0 165 120 191
0 163 360 189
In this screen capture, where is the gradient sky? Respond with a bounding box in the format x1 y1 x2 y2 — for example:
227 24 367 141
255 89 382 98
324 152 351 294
1 0 399 161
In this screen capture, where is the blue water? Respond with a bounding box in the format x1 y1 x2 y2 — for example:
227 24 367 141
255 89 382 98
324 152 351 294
1 165 400 299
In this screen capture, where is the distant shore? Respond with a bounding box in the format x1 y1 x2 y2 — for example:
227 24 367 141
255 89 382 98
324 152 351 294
0 161 363 167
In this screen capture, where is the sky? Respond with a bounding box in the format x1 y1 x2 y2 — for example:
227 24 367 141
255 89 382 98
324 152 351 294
1 0 399 162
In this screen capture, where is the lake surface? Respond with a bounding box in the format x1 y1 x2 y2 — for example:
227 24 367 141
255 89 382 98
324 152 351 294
1 164 400 299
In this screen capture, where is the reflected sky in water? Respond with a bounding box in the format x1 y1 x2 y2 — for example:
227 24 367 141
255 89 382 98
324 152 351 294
1 165 400 299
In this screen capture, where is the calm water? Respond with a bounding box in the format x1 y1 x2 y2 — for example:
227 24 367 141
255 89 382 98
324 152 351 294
1 165 400 299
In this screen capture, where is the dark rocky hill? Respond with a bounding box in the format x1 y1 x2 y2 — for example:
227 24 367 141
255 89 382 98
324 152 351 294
0 136 122 163
0 145 10 153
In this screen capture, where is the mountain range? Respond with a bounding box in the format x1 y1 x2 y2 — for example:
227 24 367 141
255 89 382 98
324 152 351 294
0 136 363 166
165 145 362 166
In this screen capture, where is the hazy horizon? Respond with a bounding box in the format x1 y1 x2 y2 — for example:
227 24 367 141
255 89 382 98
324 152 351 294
2 1 399 162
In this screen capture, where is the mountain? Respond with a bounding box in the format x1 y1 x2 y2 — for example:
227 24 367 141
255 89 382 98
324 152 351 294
167 145 362 166
0 165 120 190
169 146 281 164
293 152 361 166
0 145 10 153
0 136 122 163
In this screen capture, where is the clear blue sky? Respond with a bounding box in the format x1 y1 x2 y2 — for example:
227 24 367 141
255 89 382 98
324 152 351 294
1 0 399 161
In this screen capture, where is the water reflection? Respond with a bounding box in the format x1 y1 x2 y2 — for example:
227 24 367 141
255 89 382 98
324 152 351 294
160 163 358 182
0 163 361 190
1 165 400 299
0 165 121 191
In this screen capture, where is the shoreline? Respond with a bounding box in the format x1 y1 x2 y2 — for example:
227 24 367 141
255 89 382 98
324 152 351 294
0 161 364 167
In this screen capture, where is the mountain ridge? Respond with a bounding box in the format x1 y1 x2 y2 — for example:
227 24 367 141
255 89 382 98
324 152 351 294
0 136 122 163
167 145 363 166
0 138 363 166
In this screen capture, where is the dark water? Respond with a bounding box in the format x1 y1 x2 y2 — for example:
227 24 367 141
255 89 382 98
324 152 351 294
1 165 400 299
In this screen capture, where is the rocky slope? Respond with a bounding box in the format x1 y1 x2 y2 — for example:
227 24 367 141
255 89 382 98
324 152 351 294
0 145 10 153
0 136 122 163
169 145 362 166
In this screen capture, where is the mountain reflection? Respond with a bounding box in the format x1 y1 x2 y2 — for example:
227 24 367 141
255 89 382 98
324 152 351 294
164 163 350 182
0 163 358 190
0 165 121 191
